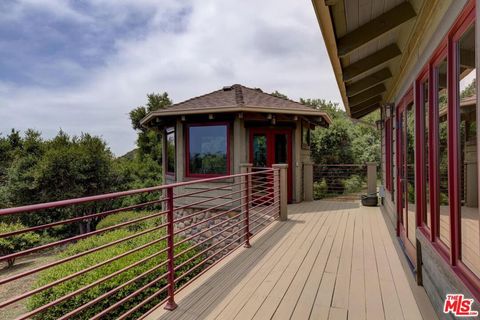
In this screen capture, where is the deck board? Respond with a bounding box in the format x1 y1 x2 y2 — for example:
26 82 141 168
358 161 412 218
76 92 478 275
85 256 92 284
145 201 429 320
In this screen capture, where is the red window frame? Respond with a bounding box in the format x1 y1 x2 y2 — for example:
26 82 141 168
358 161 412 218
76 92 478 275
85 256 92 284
415 67 430 234
449 1 479 295
185 122 231 178
165 127 176 178
385 117 393 192
415 0 480 299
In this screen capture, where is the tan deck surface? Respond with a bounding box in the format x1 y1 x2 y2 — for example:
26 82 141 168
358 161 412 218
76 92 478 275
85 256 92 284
146 201 427 320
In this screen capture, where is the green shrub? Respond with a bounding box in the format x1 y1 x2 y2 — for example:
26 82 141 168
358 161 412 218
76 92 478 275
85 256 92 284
313 179 328 200
440 192 449 206
29 217 202 319
342 175 364 194
96 211 162 232
0 222 41 267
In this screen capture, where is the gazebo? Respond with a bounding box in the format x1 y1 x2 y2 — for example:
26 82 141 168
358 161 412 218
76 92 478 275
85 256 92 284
141 84 331 203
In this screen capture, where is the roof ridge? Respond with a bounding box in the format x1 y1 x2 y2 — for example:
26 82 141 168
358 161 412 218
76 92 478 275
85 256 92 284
233 84 244 106
240 85 317 111
164 87 226 110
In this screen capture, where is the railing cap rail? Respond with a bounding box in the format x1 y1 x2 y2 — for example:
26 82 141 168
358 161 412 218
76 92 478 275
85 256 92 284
0 168 276 216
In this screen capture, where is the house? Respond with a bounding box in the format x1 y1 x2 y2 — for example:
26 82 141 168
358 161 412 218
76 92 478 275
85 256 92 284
140 84 331 204
313 0 480 315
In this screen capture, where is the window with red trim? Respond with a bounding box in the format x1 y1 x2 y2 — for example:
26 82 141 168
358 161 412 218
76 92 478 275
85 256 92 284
413 0 480 296
420 79 431 230
455 22 479 279
165 127 175 176
385 118 392 191
186 123 230 177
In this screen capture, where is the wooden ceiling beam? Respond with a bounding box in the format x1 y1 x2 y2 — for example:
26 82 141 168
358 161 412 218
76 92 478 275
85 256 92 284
349 95 382 113
343 44 401 82
324 0 338 5
351 103 381 119
337 2 416 57
349 84 386 107
346 68 392 97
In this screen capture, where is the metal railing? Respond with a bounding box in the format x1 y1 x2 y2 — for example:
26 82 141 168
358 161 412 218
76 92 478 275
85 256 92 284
313 164 368 200
0 168 280 319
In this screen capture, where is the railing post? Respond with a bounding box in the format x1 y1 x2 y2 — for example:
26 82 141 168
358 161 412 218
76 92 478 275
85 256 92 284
273 164 288 221
240 164 253 248
366 162 378 194
303 161 314 202
164 186 177 311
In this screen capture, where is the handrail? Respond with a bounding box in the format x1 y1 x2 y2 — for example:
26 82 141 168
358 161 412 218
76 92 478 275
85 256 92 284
0 169 274 216
0 167 282 319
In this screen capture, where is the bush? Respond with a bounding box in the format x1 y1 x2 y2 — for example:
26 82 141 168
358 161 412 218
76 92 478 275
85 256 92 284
96 211 162 232
342 175 364 194
0 222 42 267
29 216 202 319
313 179 328 200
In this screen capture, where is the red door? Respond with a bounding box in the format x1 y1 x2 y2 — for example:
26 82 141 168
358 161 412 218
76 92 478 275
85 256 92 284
249 128 293 203
397 96 417 264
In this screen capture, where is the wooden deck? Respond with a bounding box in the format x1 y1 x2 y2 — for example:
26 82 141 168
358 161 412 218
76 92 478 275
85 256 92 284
146 200 430 320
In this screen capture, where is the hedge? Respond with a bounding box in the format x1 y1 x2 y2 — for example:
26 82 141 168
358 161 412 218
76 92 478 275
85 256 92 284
29 211 202 319
0 222 42 267
313 179 328 200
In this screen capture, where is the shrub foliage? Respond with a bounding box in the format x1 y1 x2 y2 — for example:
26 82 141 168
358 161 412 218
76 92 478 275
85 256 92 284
28 212 201 320
0 222 42 267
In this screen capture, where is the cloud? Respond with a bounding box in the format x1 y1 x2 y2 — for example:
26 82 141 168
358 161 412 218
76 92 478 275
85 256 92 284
0 0 341 156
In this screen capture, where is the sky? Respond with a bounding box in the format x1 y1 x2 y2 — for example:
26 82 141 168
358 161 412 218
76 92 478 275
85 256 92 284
0 0 342 156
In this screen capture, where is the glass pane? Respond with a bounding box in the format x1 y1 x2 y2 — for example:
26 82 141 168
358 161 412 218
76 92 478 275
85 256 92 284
188 125 228 175
399 113 406 227
166 129 175 173
423 80 431 229
437 57 450 247
275 134 288 164
406 103 416 246
457 25 479 277
392 115 396 202
253 134 267 167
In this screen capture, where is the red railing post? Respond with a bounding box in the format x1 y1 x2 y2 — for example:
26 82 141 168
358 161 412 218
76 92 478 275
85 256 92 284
164 186 177 311
244 173 252 248
241 164 253 248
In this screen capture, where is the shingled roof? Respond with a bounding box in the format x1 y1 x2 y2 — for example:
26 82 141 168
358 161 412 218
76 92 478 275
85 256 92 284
141 84 332 126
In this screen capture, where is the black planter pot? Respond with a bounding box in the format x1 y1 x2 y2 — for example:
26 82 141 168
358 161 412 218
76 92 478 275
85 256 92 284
361 194 378 207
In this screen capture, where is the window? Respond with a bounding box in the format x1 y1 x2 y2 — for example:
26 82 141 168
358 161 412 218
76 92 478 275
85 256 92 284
421 79 431 229
186 124 230 176
406 102 416 245
413 0 479 293
456 24 479 278
166 127 175 175
435 56 450 248
392 114 396 202
385 118 393 191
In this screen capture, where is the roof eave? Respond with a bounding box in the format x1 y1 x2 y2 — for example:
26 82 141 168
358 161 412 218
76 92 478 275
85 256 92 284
312 0 350 116
140 105 332 127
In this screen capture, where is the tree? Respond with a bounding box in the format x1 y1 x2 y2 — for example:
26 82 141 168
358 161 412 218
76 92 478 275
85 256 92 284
129 93 172 163
305 99 380 165
300 98 343 119
271 90 288 99
461 78 476 99
1 131 118 234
